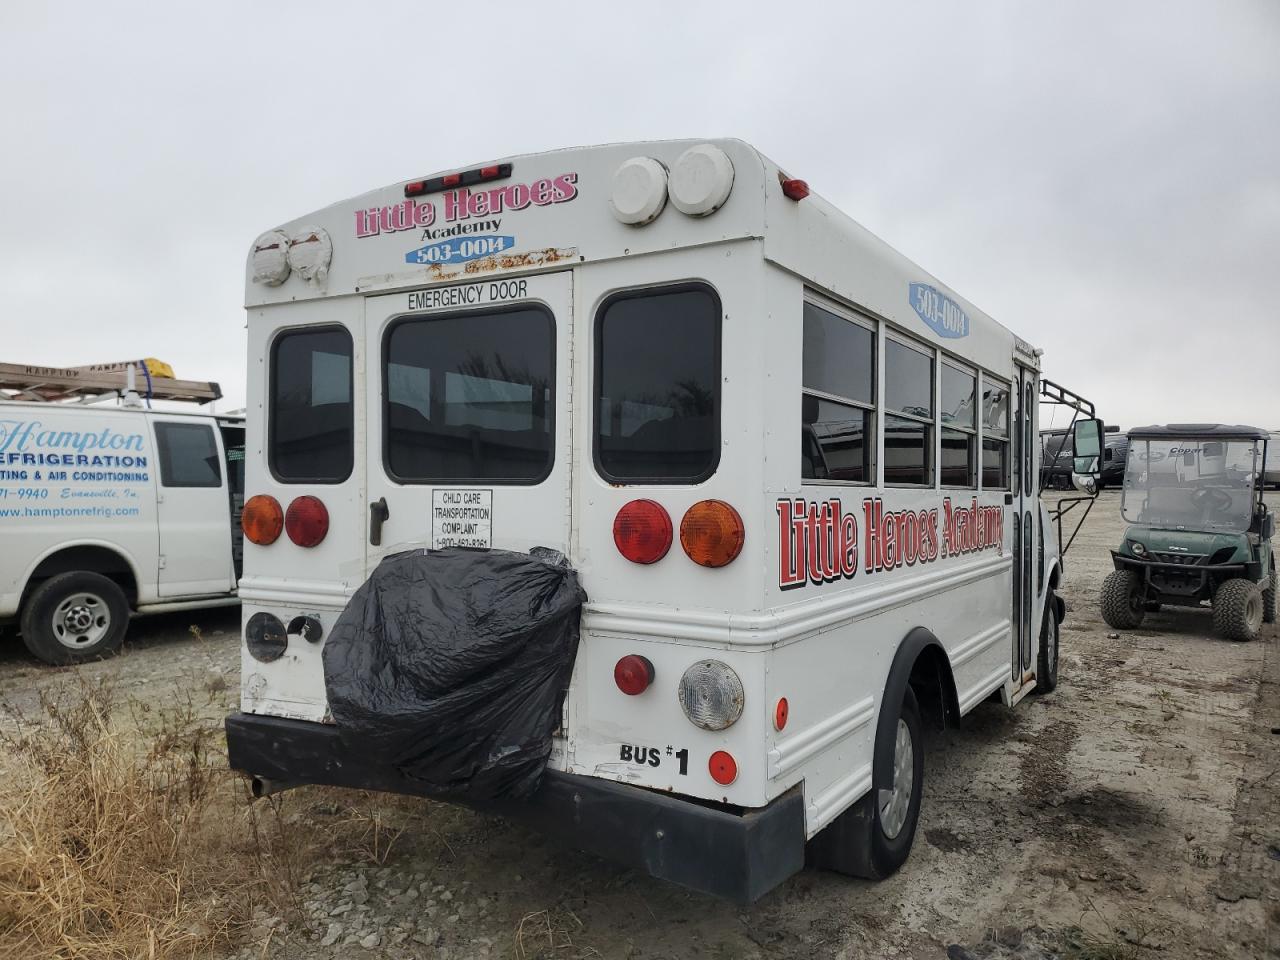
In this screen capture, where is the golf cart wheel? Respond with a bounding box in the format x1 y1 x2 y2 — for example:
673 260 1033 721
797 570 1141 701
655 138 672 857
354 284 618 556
19 571 130 665
1212 578 1264 642
1264 577 1276 625
1101 570 1145 630
1034 588 1060 694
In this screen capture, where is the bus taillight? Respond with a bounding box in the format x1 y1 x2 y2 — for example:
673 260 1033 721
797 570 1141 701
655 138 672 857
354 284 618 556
613 499 673 564
679 500 744 567
242 495 283 545
285 496 329 547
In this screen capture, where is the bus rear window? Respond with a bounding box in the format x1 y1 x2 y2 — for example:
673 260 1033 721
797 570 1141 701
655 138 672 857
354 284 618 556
594 285 720 483
270 327 353 483
384 307 554 483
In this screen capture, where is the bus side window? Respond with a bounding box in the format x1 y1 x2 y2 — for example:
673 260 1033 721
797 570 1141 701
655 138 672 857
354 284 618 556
981 377 1010 490
884 337 935 485
940 361 977 487
800 301 875 484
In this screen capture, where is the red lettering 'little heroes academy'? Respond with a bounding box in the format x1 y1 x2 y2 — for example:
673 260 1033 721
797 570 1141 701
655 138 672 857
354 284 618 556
354 173 579 238
777 496 1005 590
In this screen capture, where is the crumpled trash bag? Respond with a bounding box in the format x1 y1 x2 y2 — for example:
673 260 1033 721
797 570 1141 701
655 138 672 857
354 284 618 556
323 546 586 800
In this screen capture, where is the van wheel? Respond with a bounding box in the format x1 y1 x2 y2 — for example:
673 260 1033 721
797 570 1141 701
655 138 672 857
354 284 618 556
1034 589 1059 694
807 687 924 880
1213 578 1263 642
20 572 129 665
1100 570 1145 630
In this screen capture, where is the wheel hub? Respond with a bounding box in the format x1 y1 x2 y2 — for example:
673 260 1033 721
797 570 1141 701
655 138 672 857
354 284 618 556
878 719 915 840
51 592 110 649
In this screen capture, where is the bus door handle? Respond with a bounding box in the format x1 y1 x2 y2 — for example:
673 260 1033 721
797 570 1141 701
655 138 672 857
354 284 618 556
369 497 390 546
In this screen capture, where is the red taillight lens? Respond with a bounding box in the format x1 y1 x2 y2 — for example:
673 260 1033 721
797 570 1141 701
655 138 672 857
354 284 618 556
781 178 810 200
285 496 329 547
242 495 283 545
679 500 745 568
614 654 655 695
613 499 673 564
709 750 738 786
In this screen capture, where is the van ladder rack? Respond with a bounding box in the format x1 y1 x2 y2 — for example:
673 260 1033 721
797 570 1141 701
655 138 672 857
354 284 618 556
0 361 222 405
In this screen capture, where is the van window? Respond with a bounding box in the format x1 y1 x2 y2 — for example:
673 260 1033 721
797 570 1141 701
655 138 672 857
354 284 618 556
981 377 1010 489
801 302 874 482
270 327 353 483
385 307 554 483
884 338 934 485
595 285 720 483
940 362 977 487
155 422 221 488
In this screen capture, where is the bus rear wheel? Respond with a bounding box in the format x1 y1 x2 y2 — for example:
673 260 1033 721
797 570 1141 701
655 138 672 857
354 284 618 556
1034 589 1060 694
1100 570 1145 630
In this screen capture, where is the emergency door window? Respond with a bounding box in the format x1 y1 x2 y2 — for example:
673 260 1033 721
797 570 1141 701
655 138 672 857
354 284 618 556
270 327 354 483
884 337 935 485
981 377 1010 489
801 301 874 482
385 307 554 483
155 422 221 488
595 285 720 483
940 362 977 487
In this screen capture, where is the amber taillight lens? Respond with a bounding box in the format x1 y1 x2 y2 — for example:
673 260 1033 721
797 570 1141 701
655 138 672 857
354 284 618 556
679 500 745 567
285 496 329 547
242 495 284 545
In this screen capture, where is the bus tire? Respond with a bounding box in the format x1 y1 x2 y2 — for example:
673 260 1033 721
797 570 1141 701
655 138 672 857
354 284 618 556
19 572 129 666
1212 578 1263 642
1034 589 1059 694
1100 570 1144 630
808 686 924 880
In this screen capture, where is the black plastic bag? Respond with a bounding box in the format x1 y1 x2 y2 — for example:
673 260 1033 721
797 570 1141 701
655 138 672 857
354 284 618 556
323 547 586 800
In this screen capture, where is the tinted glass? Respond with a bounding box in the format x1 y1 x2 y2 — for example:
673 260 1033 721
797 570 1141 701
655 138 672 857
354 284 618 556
802 395 871 482
982 379 1009 438
885 339 934 417
983 438 1009 488
802 303 873 404
941 428 975 486
596 287 719 482
941 364 975 429
271 328 353 482
386 307 553 482
885 414 932 485
155 422 221 488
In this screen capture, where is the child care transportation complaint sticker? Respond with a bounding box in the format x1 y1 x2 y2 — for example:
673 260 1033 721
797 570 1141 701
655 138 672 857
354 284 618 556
909 282 970 338
406 235 515 266
431 489 493 549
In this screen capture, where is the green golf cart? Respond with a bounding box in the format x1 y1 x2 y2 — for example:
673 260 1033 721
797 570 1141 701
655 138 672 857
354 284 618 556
1102 424 1275 641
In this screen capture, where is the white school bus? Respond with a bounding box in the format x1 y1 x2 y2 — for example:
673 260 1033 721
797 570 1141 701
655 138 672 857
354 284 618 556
225 139 1101 903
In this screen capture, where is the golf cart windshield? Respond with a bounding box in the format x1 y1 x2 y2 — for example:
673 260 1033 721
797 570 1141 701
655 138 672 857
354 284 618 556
1121 438 1261 532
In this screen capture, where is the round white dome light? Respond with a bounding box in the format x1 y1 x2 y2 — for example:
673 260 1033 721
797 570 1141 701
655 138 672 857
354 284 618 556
668 144 734 217
609 156 668 225
250 230 291 286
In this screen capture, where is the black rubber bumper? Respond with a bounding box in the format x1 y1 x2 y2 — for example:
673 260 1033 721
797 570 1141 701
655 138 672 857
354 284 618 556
225 712 806 904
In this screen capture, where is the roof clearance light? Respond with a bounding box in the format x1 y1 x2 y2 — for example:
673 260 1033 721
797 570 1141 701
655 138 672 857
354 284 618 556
404 162 513 198
678 659 745 731
709 750 738 786
285 495 329 547
609 156 668 226
242 495 284 546
613 499 673 564
614 654 655 695
250 230 292 286
679 500 745 567
668 143 735 217
781 178 810 201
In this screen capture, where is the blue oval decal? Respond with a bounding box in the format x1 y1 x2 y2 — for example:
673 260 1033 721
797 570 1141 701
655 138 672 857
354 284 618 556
405 235 515 266
909 282 970 339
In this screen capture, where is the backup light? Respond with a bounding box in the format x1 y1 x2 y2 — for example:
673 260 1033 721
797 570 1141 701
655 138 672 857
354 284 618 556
242 495 283 545
285 495 329 547
614 499 673 564
404 163 513 198
678 660 745 731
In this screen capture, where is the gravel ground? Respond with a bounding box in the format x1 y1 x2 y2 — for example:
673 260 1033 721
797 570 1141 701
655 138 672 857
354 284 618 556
1 490 1276 959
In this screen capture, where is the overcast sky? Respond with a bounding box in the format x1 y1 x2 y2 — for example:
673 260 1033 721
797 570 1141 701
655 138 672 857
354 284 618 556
1 1 1276 431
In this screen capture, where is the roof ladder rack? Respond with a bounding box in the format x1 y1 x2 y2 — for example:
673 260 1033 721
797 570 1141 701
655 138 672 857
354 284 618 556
0 360 222 405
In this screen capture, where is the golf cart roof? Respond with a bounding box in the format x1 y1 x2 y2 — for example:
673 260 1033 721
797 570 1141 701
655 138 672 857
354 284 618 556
1127 423 1270 441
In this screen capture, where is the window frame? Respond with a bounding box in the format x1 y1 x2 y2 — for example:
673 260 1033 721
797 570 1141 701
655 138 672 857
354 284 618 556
154 420 223 489
978 372 1012 491
939 357 978 490
267 324 355 485
381 303 557 486
883 331 936 488
801 295 877 486
592 281 723 486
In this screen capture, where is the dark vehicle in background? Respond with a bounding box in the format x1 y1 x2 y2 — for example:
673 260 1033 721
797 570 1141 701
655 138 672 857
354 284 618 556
1042 425 1123 490
1100 431 1129 489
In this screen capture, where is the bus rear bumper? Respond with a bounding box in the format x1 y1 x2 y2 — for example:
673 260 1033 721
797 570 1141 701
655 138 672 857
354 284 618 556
224 712 806 904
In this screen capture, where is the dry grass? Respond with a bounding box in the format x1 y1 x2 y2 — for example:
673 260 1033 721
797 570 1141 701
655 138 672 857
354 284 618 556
0 676 421 960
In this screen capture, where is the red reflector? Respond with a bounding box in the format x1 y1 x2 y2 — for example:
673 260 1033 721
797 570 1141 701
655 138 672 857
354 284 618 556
774 697 789 731
479 165 501 179
613 499 673 564
614 654 655 695
781 178 810 201
442 173 462 187
709 750 738 786
285 496 329 547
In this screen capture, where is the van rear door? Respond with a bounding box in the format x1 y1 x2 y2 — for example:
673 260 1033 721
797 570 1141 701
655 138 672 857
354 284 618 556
363 272 573 570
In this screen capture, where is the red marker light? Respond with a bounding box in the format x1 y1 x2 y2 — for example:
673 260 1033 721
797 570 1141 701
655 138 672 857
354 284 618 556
781 178 810 201
709 750 738 786
442 173 462 187
774 697 789 731
480 165 501 179
614 654 655 695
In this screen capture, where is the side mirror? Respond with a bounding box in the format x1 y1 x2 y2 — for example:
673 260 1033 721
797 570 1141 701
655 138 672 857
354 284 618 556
1072 418 1104 477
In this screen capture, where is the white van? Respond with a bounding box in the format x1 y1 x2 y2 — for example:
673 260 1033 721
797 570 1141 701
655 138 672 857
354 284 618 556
0 393 244 664
226 139 1100 902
